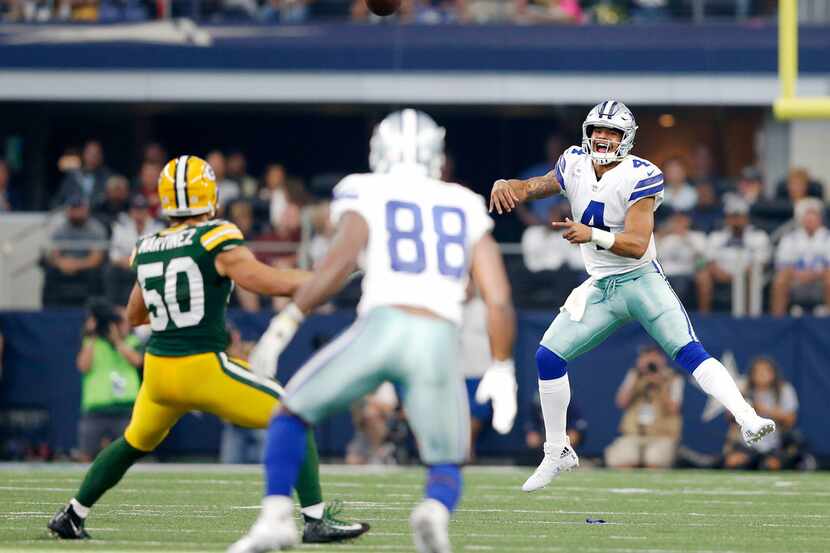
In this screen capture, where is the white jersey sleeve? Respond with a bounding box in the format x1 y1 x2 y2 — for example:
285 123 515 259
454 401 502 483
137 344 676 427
625 159 664 210
330 174 369 225
554 145 587 199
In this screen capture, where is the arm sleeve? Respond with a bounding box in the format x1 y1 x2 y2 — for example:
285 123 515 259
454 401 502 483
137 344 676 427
554 153 567 193
329 176 367 226
628 170 665 209
200 222 245 254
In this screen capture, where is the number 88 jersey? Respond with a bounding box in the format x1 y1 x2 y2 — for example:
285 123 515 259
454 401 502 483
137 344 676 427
130 220 244 356
330 168 493 325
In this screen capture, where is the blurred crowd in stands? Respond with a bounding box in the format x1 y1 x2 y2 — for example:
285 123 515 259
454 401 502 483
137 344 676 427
0 0 779 25
2 133 829 317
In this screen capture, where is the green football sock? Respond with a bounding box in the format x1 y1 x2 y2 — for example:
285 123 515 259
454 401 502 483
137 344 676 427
294 430 323 509
75 437 148 508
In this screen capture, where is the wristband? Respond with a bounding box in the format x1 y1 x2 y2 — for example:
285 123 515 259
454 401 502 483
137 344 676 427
591 228 616 249
490 358 516 373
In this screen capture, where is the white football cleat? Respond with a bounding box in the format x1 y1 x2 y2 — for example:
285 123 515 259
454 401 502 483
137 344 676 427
521 440 579 493
227 496 299 553
410 499 451 553
740 415 776 445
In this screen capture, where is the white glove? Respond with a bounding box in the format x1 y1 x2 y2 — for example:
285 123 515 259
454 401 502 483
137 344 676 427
475 359 518 435
249 303 305 379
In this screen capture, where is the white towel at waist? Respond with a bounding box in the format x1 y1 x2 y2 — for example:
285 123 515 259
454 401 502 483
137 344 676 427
560 277 596 322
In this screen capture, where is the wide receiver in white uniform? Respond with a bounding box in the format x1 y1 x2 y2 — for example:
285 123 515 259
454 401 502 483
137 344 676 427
490 100 776 492
229 109 517 553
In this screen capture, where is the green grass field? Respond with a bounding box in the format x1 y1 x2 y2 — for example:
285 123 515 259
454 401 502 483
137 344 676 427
1 464 829 553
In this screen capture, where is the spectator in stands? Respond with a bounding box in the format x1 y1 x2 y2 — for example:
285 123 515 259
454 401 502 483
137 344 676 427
258 200 302 268
689 143 720 188
517 134 566 226
736 166 764 207
104 195 163 304
513 0 584 24
227 200 261 312
689 179 722 232
260 0 311 23
92 175 131 234
518 199 583 307
656 211 706 307
723 357 801 470
206 150 240 212
259 164 309 229
696 194 770 313
98 0 149 22
0 159 21 211
661 157 697 212
53 140 112 208
345 382 399 465
76 298 142 462
226 150 259 199
629 0 671 22
134 160 162 218
142 142 167 166
42 195 107 307
605 344 683 469
770 198 830 317
776 167 823 203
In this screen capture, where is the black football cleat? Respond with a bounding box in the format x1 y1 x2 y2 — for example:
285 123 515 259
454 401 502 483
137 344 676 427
302 500 370 544
48 504 90 540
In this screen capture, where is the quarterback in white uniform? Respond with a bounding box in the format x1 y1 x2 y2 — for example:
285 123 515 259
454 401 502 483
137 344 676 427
230 109 516 553
490 100 776 492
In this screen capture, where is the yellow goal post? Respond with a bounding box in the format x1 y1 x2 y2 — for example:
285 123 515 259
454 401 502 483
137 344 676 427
773 0 830 119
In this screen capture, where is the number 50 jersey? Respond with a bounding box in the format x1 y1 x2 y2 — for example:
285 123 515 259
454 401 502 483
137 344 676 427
130 220 244 356
331 168 493 325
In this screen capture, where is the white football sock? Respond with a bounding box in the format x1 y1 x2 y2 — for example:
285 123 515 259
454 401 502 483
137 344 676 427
69 498 89 519
693 358 755 424
300 502 324 520
538 375 570 449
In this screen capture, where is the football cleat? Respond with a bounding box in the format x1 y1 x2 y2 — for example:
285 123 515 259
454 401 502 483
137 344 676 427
410 499 451 553
302 500 370 543
521 440 579 493
47 504 90 540
227 496 299 553
741 415 776 445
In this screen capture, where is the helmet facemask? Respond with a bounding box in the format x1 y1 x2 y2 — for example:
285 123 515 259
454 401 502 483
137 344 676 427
581 100 638 166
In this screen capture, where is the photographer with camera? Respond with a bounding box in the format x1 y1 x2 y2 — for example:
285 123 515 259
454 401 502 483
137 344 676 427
76 298 143 462
605 344 684 468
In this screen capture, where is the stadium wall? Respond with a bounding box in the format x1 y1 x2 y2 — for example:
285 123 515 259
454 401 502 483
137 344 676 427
1 310 828 462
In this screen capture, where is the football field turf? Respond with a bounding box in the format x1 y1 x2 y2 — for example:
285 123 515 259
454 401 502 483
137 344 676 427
1 464 829 553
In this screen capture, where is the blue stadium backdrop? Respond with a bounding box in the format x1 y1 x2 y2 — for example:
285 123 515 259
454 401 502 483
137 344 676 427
1 310 828 461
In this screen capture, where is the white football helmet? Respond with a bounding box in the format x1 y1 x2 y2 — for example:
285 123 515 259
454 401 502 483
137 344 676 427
369 109 446 179
581 100 638 165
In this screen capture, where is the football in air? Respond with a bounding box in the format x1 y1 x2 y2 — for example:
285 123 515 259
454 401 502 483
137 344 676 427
366 0 400 16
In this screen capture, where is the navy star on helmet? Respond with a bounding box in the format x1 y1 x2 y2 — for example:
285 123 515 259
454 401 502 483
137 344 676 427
582 100 638 166
369 109 446 179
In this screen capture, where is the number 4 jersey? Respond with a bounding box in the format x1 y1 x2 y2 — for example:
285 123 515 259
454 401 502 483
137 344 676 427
555 146 665 278
130 220 244 356
331 168 493 325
